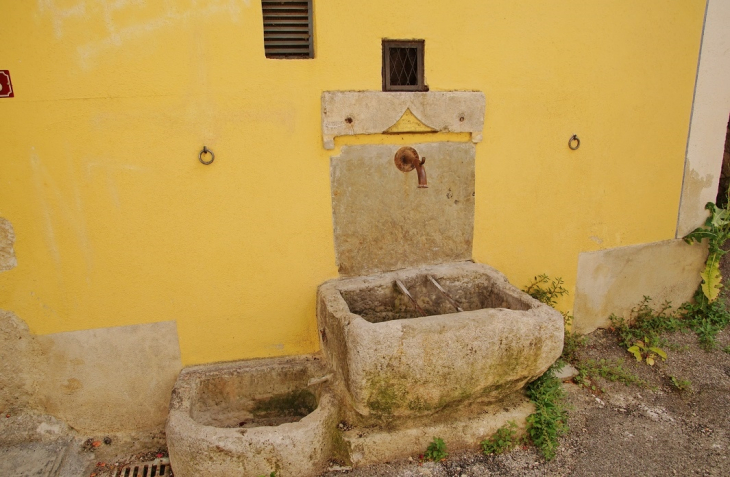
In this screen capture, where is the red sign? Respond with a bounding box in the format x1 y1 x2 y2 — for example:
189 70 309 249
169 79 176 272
0 71 14 98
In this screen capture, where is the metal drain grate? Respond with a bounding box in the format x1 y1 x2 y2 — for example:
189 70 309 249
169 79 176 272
112 457 172 477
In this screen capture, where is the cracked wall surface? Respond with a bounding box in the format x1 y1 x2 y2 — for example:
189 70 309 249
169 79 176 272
0 310 40 414
0 218 17 272
0 310 183 433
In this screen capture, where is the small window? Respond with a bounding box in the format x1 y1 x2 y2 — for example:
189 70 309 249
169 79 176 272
262 0 314 59
382 40 426 92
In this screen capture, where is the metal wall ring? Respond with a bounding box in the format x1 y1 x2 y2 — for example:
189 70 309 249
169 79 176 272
199 146 215 165
568 135 580 150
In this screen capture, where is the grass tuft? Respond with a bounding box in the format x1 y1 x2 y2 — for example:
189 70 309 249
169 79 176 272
481 421 519 455
524 363 569 461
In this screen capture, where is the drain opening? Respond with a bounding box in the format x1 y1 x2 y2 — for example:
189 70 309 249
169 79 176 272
112 458 172 477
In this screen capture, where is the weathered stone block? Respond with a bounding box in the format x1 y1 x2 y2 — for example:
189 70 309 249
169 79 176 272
316 262 564 424
331 143 475 276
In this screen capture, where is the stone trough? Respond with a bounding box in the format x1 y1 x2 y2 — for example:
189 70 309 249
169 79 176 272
317 261 564 424
166 355 339 477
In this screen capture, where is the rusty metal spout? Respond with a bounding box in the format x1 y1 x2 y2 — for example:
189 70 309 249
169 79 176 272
394 146 428 188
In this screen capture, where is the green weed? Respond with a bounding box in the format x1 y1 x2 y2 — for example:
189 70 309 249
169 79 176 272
679 289 730 350
609 297 681 350
525 363 569 461
574 358 646 388
627 338 667 366
684 201 730 302
521 275 575 460
561 313 587 363
680 200 730 348
669 376 692 393
481 421 519 455
610 294 730 353
524 274 568 308
523 276 586 363
424 437 448 462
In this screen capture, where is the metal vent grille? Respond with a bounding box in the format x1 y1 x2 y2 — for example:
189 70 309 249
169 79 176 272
382 40 426 92
262 0 314 59
112 458 172 477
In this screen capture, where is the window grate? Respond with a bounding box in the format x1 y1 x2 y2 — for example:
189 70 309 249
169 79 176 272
262 0 314 59
382 40 426 92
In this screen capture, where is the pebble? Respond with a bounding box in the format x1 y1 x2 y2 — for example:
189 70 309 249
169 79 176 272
555 364 579 381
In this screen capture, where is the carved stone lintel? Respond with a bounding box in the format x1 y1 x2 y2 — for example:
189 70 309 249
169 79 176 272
321 91 486 150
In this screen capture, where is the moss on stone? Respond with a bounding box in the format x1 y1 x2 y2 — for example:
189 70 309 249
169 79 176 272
252 389 317 419
365 376 407 415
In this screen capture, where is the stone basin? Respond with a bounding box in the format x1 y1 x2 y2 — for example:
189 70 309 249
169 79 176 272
316 262 563 423
166 355 339 477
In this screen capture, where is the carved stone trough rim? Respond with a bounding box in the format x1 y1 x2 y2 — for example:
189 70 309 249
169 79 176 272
168 354 332 430
316 261 565 420
319 260 547 318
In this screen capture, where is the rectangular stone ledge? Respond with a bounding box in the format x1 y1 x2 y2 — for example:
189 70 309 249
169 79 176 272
573 239 708 334
343 393 534 467
321 91 486 149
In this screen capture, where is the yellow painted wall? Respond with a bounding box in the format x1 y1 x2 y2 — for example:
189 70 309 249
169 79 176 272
0 1 705 365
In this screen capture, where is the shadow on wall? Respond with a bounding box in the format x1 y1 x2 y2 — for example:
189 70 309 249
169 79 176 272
715 116 730 208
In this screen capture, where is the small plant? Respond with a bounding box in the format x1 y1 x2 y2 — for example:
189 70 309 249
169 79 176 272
525 363 568 461
684 201 730 302
669 376 693 393
610 293 730 352
627 338 667 366
679 289 730 350
523 275 586 363
481 421 519 455
424 437 448 462
524 274 569 307
574 359 646 388
521 274 573 460
723 345 730 354
679 200 730 348
609 297 681 349
561 313 587 363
